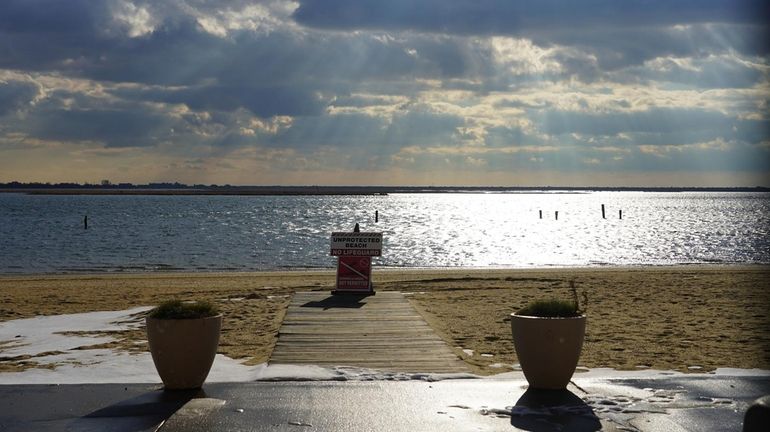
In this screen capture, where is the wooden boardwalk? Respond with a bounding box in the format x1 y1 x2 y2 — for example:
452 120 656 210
270 291 469 373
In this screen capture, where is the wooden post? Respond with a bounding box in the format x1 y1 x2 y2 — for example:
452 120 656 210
539 210 542 219
375 210 379 223
601 204 606 219
84 215 88 230
619 210 623 219
555 211 559 220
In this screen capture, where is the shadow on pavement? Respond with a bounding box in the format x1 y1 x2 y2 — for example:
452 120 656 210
69 388 204 432
510 388 601 432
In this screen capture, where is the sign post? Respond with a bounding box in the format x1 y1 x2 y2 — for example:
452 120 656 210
330 231 382 294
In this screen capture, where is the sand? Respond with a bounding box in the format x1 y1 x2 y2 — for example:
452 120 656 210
1 266 768 375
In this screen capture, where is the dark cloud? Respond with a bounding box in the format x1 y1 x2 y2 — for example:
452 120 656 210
0 3 478 89
269 110 465 150
88 21 226 85
294 0 770 74
733 119 770 144
115 84 330 117
538 108 736 136
0 2 230 85
214 32 482 86
0 0 112 72
484 126 543 148
185 85 327 118
0 87 201 149
0 81 39 116
99 29 490 117
631 144 770 171
615 56 766 89
471 140 770 172
0 0 101 34
2 0 764 91
545 24 770 73
27 108 172 147
268 113 384 148
293 0 769 34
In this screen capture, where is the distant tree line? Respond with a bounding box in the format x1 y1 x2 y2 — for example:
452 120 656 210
0 181 196 189
0 181 768 194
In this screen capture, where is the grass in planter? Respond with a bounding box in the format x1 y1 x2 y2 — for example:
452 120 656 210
515 280 587 317
516 299 582 317
149 300 220 319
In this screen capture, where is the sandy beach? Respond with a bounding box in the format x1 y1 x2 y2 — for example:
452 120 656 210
1 266 768 375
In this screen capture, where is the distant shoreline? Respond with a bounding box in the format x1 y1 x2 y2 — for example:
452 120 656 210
1 185 768 195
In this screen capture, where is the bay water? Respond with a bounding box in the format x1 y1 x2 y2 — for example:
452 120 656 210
0 192 768 273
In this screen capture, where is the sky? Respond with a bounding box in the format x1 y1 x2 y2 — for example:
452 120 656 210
0 0 768 187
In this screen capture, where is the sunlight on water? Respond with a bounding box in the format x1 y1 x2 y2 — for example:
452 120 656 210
0 192 768 273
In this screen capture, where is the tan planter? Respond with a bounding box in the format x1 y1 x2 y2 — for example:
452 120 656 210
511 314 586 390
146 315 222 390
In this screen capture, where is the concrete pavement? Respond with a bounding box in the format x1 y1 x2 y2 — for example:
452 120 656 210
2 373 768 431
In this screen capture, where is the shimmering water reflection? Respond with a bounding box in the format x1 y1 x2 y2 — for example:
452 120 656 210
0 192 767 273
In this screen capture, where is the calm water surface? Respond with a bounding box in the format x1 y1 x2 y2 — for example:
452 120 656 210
0 192 768 273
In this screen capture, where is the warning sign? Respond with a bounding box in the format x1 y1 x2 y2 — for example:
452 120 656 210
336 256 372 292
330 232 382 257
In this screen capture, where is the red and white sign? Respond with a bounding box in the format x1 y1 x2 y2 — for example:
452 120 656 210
336 256 372 292
330 232 382 257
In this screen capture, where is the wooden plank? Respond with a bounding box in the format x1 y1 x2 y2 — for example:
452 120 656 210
269 291 469 373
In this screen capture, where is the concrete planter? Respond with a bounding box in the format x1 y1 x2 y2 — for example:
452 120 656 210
511 314 586 390
146 315 222 390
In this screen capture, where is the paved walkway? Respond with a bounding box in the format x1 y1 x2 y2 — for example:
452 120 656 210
269 291 469 373
3 375 769 431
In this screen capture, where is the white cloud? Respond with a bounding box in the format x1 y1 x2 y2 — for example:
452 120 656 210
196 3 294 37
490 37 561 75
109 0 156 37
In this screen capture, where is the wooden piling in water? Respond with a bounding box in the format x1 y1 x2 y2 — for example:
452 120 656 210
601 204 606 219
84 215 88 230
619 210 623 219
555 211 559 220
375 210 378 223
539 210 542 219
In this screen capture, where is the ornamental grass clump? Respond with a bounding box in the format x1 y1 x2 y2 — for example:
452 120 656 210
516 299 581 317
516 280 587 317
149 300 219 319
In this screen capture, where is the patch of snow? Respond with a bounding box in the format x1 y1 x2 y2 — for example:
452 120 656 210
0 307 150 357
488 363 513 369
255 364 344 381
1 308 768 385
712 368 770 377
256 365 478 382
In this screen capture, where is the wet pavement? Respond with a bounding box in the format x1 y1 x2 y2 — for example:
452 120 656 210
1 374 768 431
